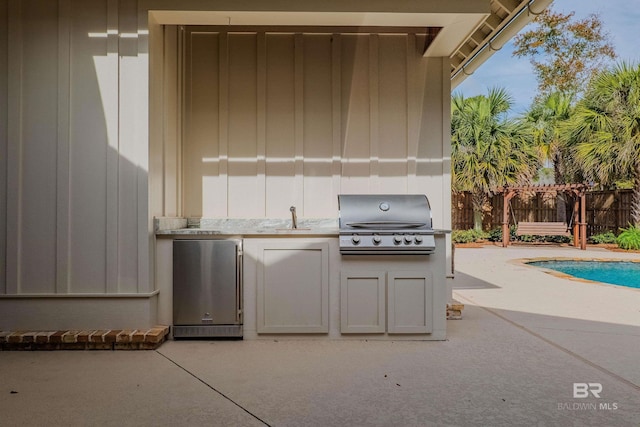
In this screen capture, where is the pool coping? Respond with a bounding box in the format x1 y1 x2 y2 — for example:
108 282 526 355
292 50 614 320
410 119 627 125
511 257 640 291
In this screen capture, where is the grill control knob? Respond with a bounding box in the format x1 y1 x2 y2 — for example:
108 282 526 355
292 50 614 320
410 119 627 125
404 235 413 244
351 235 361 245
372 235 382 245
414 235 423 244
393 235 403 245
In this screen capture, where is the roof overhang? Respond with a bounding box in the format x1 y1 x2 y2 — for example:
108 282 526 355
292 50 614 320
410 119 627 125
149 10 489 29
448 0 554 89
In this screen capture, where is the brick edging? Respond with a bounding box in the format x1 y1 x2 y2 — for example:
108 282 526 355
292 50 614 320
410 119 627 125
0 326 170 351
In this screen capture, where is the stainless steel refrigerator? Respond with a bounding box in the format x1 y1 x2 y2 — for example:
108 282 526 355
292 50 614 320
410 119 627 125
172 239 242 338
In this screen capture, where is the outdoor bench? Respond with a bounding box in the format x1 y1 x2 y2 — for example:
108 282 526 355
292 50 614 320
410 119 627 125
516 221 571 237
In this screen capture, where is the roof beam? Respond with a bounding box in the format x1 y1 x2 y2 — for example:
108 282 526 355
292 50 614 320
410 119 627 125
494 0 521 14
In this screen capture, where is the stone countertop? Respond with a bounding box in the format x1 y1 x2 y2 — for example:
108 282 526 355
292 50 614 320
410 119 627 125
154 217 450 237
155 217 339 237
156 228 340 237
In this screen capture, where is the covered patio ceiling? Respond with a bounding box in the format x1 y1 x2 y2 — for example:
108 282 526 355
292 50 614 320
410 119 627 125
149 0 553 89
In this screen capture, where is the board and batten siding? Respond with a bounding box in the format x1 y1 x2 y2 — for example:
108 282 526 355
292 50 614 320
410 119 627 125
0 0 149 296
0 1 453 313
181 27 450 225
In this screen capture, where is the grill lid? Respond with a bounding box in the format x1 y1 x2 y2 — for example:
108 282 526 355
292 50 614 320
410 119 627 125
338 194 432 232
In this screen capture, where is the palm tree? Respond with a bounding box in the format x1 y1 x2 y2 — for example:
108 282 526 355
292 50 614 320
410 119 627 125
452 88 540 231
526 92 574 182
564 62 640 226
525 92 574 221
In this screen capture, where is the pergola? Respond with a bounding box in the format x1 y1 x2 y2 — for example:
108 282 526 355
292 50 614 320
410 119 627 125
501 184 591 250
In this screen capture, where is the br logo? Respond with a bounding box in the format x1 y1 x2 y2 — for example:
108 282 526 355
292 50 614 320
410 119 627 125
573 383 602 398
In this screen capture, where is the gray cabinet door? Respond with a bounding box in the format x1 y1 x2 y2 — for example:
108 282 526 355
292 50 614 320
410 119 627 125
340 271 386 333
256 241 329 333
387 271 433 334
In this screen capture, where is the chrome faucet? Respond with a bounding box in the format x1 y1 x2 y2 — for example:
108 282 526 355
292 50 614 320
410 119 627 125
290 206 298 229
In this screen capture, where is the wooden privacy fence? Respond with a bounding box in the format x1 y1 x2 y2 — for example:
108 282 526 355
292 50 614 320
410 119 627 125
452 189 633 235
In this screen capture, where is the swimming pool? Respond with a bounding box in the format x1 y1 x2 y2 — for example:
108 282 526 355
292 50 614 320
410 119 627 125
527 260 640 289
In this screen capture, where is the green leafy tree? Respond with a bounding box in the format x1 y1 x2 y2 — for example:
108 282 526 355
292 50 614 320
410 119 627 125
452 88 539 231
564 62 640 226
513 8 616 97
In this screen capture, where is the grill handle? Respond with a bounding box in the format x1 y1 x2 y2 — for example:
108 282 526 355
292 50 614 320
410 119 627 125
345 221 427 229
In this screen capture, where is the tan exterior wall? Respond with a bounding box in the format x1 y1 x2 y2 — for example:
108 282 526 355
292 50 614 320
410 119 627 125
0 0 149 297
0 0 454 328
179 28 449 222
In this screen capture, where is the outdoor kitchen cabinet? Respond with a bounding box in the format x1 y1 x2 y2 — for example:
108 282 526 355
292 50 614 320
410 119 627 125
245 239 330 334
387 271 434 334
340 271 386 333
340 269 433 334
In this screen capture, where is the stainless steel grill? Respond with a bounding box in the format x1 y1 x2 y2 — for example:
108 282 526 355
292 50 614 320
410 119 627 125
338 194 435 255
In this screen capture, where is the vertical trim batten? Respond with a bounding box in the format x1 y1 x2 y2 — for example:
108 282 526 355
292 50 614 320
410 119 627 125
146 8 165 263
105 0 119 293
294 33 304 211
6 0 22 294
0 0 8 294
56 0 71 294
136 0 150 293
181 27 191 215
441 58 452 231
256 32 267 214
163 24 180 218
369 34 379 191
137 1 151 293
117 0 142 293
403 35 410 194
406 34 418 193
161 26 170 216
218 32 229 215
176 26 183 217
331 34 341 198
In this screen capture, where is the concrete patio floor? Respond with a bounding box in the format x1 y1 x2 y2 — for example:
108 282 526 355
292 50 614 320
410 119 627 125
1 246 639 426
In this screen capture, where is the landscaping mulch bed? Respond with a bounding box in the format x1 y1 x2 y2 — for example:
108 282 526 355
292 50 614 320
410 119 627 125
454 241 640 253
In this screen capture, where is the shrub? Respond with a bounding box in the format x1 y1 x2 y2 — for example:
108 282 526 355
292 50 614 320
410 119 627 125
544 234 571 244
516 234 571 244
487 226 517 242
452 229 489 244
518 233 536 243
487 228 502 242
588 231 617 245
616 225 640 250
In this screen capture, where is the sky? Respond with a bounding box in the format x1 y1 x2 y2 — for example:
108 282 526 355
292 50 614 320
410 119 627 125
456 0 639 116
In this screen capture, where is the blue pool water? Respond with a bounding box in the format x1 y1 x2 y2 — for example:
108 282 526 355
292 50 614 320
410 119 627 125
528 260 640 289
